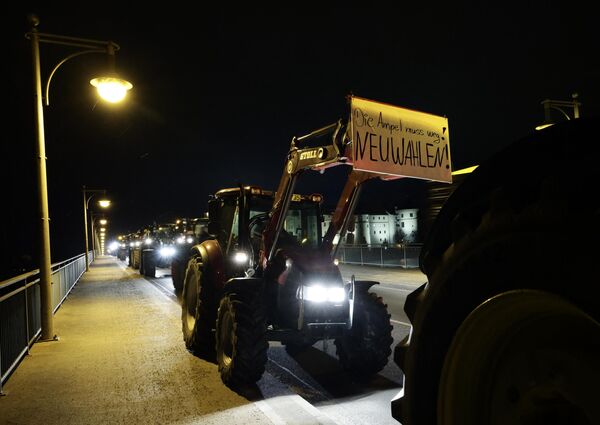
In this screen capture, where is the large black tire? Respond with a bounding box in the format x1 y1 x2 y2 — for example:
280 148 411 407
215 291 268 387
335 291 393 376
141 250 156 277
394 119 600 425
171 256 185 292
181 255 215 357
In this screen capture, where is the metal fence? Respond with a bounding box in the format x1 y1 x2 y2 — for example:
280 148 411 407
0 251 93 393
336 244 422 268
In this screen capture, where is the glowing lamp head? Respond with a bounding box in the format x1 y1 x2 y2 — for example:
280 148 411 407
90 76 133 103
98 199 111 208
99 219 107 225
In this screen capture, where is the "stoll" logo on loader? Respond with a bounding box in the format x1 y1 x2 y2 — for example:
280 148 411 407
299 148 324 161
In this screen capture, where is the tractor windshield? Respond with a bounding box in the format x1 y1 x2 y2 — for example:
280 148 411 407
248 196 322 249
154 226 175 242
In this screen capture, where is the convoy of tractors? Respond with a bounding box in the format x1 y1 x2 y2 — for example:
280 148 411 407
112 97 598 425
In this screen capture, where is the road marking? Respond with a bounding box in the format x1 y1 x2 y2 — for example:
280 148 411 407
254 400 287 425
268 358 322 394
144 278 178 303
390 319 411 327
256 395 338 425
377 285 420 292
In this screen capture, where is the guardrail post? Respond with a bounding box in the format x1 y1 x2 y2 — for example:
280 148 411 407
0 315 4 396
24 285 31 355
360 246 364 266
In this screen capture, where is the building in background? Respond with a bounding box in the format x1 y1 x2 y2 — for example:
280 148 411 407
322 208 419 245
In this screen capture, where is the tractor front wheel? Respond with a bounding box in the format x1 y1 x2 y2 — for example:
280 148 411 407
216 291 268 387
335 291 393 376
181 255 215 357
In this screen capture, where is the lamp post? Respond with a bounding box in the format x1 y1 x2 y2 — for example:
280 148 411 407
535 93 582 130
82 187 110 271
27 15 132 341
90 212 110 258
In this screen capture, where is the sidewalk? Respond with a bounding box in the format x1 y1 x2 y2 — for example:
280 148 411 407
0 257 266 425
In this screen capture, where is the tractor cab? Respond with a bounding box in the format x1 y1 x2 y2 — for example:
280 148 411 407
207 186 323 278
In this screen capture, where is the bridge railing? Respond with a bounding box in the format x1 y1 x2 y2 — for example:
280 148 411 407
336 243 422 268
0 251 93 393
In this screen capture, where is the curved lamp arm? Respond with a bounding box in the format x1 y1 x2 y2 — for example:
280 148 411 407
45 49 105 106
86 193 97 209
549 105 572 121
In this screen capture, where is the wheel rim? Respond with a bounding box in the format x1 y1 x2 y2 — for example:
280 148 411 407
218 302 234 367
438 290 600 425
183 262 199 332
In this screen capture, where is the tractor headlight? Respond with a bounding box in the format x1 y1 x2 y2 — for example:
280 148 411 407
233 251 249 264
159 246 176 257
302 284 346 303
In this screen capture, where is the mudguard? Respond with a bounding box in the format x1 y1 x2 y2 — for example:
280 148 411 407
221 277 264 296
189 239 226 292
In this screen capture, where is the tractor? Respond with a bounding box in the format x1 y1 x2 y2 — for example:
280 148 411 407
392 117 600 424
137 223 178 277
171 217 210 291
181 119 398 386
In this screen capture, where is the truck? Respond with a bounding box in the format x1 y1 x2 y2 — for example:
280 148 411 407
392 117 600 424
181 119 398 386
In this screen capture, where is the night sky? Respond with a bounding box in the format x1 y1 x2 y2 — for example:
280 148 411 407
3 4 597 278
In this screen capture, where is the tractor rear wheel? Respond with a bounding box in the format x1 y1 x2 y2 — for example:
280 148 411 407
335 291 393 376
142 251 156 277
181 255 215 357
215 291 268 387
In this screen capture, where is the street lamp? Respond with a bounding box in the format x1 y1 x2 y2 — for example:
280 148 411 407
27 15 132 341
82 186 110 271
535 93 581 130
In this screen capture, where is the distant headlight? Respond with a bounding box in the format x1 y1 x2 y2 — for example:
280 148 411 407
145 238 153 245
176 236 185 244
186 237 194 244
135 241 141 247
302 284 345 303
159 247 176 257
233 251 249 264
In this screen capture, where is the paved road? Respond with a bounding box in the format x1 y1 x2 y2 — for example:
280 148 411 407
146 263 425 424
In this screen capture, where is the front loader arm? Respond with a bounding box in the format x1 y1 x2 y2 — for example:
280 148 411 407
321 169 378 257
263 121 347 261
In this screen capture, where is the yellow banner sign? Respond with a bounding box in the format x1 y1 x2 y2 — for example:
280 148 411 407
350 96 452 183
